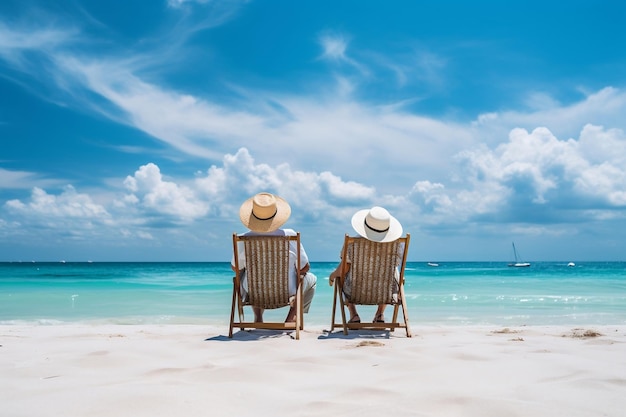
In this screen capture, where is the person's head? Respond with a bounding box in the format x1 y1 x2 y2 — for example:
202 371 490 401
351 206 402 242
239 192 291 232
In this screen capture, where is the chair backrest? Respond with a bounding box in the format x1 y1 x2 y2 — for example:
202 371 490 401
340 235 410 305
232 233 301 309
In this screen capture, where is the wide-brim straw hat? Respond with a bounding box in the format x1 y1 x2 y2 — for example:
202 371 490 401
239 192 291 232
351 206 403 242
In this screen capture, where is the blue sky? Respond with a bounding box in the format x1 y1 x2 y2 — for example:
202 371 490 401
1 0 626 262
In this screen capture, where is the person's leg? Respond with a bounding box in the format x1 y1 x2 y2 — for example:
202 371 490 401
252 306 264 322
301 272 317 313
347 302 360 323
285 272 317 322
285 306 296 323
341 275 360 322
374 304 386 322
241 273 264 322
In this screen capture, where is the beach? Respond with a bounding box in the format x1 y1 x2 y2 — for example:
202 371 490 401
2 324 625 417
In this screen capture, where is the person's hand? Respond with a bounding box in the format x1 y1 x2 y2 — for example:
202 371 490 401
299 263 310 276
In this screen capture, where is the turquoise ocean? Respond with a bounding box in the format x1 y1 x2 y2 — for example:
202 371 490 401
1 262 625 327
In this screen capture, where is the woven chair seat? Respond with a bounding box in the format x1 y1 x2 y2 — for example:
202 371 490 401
229 233 304 339
331 234 412 337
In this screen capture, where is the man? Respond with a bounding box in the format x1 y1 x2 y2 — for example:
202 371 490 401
231 192 317 322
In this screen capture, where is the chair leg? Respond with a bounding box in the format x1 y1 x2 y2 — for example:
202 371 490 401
295 286 302 340
399 286 412 337
299 278 304 331
330 283 337 332
336 282 349 335
229 279 237 338
390 304 400 332
236 282 245 331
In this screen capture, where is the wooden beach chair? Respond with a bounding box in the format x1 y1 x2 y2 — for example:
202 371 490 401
229 233 304 340
330 234 412 337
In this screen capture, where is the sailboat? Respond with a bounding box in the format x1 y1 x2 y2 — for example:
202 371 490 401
508 242 530 267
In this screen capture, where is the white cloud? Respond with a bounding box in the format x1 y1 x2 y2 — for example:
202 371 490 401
5 185 109 219
193 148 378 221
123 163 209 222
2 186 113 244
319 34 349 61
0 149 388 256
415 124 626 227
473 87 626 146
578 124 626 166
319 172 375 201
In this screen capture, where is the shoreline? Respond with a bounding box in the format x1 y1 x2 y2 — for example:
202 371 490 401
2 310 625 327
2 324 625 416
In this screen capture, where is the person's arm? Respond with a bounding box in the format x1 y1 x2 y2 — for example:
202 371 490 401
231 240 245 272
231 253 240 273
296 238 310 277
328 263 342 286
328 243 350 286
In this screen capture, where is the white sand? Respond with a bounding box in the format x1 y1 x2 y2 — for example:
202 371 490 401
1 324 625 417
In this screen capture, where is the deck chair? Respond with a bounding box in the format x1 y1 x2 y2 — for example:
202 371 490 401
330 234 412 337
229 233 304 340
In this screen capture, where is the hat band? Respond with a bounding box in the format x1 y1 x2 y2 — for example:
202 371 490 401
365 220 389 234
253 209 277 221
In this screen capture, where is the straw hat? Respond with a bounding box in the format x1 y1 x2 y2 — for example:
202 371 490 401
239 192 291 232
351 206 402 242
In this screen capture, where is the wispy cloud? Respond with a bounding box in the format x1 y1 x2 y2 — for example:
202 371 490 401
367 47 448 89
0 22 76 59
318 32 369 76
164 0 247 34
166 0 216 8
0 168 63 190
319 33 349 61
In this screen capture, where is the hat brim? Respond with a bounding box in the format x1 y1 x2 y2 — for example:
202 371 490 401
351 209 403 243
239 195 291 232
